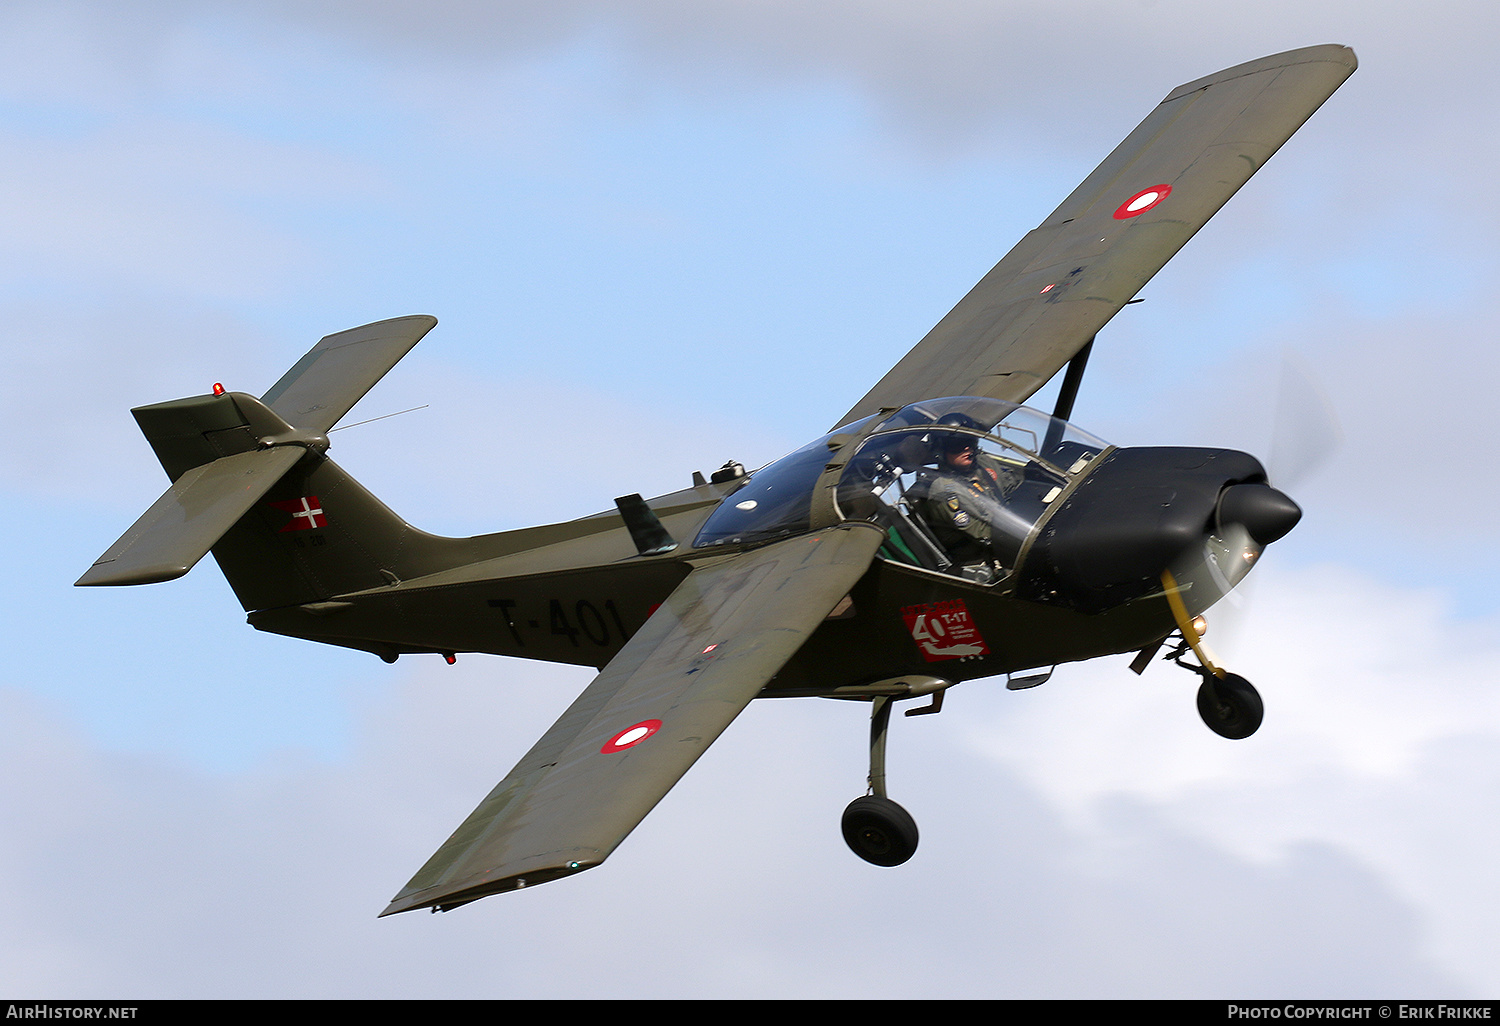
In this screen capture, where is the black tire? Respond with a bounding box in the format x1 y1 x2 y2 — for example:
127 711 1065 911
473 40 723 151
1196 672 1264 740
841 795 919 867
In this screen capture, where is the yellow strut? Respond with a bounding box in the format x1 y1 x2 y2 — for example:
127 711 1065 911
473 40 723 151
1161 569 1225 679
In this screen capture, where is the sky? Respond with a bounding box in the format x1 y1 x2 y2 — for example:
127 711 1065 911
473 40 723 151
2 0 1498 1000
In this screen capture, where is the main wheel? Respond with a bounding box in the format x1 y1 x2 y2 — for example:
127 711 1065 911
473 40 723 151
841 795 919 866
1196 672 1264 740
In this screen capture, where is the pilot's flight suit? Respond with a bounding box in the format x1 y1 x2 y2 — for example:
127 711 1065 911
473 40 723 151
919 451 1023 567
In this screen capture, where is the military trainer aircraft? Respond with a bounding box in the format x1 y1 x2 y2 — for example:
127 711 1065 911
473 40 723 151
78 45 1355 915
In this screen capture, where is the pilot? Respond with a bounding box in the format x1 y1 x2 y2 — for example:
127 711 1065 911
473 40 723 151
918 431 1024 570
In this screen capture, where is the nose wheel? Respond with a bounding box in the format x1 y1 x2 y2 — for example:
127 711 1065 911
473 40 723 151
1196 672 1263 740
1153 632 1265 740
1157 570 1265 740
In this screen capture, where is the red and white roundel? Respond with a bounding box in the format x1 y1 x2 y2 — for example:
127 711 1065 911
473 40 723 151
1113 184 1172 219
600 719 662 754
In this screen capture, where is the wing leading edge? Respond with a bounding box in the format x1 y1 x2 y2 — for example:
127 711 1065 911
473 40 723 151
835 44 1356 429
379 522 886 916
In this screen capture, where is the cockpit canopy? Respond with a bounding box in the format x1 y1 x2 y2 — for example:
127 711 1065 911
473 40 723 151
692 420 869 549
694 397 1110 582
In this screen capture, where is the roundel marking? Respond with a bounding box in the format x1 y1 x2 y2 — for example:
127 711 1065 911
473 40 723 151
1113 184 1172 219
601 719 662 754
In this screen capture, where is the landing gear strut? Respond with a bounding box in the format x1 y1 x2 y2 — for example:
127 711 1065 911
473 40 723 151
1155 631 1264 740
842 695 921 866
1156 570 1265 740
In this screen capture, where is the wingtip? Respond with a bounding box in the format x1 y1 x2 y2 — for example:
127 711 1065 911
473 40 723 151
377 858 603 918
1165 44 1358 102
75 561 191 587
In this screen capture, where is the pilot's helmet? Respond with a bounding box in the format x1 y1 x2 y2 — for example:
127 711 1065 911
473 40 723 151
932 412 984 462
935 411 984 432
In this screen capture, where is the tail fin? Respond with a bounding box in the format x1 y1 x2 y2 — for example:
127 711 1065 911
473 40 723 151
78 316 450 609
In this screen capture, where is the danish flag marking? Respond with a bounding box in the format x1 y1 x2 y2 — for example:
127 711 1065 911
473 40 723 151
271 495 327 532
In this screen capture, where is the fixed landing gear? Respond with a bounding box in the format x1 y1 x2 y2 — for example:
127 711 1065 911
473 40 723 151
1153 574 1266 741
1152 631 1264 740
1196 672 1263 740
842 694 924 866
842 795 919 867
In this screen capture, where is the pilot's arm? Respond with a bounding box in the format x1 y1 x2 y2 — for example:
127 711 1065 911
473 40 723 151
920 476 999 564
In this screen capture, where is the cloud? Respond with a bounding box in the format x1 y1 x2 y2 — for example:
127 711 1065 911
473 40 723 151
46 0 1482 161
6 0 1500 999
0 591 1482 998
954 561 1500 993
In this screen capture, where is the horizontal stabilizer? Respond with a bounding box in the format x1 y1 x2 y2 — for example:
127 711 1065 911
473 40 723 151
260 315 437 434
76 446 305 587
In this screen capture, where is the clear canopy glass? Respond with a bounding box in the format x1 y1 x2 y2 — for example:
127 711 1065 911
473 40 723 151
693 414 880 549
864 397 1109 471
693 397 1110 582
835 398 1109 582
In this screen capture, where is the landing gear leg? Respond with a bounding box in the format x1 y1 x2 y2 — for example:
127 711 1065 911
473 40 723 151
842 696 920 866
1160 635 1264 740
866 694 892 800
1159 570 1264 740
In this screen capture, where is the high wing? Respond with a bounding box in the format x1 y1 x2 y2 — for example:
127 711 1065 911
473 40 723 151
835 44 1356 429
379 522 886 915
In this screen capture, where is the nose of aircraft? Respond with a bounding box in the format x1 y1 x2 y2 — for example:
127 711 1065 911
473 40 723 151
1018 447 1293 613
1215 482 1301 545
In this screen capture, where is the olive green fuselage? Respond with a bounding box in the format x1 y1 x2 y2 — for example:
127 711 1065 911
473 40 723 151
246 489 1179 696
